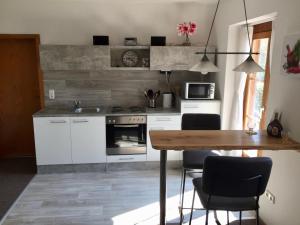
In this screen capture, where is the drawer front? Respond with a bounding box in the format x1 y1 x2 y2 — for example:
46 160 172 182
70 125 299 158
107 155 147 163
181 101 221 114
147 115 181 127
147 115 182 161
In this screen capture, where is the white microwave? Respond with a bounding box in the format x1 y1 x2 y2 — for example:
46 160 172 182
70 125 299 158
183 82 215 99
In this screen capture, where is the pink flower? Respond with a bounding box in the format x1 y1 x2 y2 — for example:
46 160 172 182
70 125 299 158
177 21 197 36
189 27 195 34
190 22 197 29
182 25 189 33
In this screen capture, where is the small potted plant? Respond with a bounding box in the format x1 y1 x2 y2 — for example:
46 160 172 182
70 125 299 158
177 22 197 46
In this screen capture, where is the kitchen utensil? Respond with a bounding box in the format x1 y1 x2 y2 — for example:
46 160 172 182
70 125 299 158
144 91 148 98
147 89 154 99
153 90 160 99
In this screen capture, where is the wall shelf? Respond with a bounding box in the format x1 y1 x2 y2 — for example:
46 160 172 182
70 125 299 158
110 45 150 50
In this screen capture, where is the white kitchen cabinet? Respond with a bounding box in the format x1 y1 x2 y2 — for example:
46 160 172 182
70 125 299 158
147 115 182 161
33 117 72 165
70 117 106 164
150 46 215 71
40 45 110 71
180 100 221 114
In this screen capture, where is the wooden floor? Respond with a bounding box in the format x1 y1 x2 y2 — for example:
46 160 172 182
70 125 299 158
1 169 256 225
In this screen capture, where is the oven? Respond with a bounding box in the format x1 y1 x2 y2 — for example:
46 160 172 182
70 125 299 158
106 115 147 155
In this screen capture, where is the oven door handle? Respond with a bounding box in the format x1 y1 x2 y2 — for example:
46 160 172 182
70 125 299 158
113 124 139 128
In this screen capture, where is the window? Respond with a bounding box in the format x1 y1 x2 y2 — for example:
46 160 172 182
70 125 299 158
243 22 272 157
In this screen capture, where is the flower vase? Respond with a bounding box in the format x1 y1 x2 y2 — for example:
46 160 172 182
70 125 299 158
183 35 191 46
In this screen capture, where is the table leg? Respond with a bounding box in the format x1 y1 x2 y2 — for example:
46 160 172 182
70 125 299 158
160 150 167 225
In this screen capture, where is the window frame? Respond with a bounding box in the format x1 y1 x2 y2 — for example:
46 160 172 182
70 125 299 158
242 22 272 158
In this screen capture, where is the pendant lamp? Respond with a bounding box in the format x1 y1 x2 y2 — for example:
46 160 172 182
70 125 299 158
190 0 264 74
233 54 264 73
233 0 264 72
189 55 220 74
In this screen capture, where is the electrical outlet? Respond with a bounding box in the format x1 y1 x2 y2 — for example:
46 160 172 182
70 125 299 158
49 89 55 100
265 190 275 204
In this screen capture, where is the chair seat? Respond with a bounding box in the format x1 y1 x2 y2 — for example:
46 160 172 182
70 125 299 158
193 178 258 211
183 150 219 169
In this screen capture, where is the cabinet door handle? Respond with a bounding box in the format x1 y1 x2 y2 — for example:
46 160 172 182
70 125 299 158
156 118 172 121
114 125 139 128
72 120 89 123
119 157 134 161
49 120 67 124
184 105 199 109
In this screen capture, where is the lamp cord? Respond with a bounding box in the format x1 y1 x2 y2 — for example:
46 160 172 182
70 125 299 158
204 0 221 55
242 0 252 53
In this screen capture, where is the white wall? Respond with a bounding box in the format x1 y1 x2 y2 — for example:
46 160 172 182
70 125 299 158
0 0 216 45
215 0 300 224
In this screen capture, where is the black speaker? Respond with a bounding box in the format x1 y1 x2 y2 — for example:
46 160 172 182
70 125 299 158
93 36 109 45
151 36 166 46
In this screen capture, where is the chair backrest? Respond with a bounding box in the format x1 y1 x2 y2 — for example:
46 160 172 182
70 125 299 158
182 114 221 130
202 156 273 198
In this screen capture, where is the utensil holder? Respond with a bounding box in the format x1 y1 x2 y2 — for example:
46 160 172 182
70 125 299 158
148 99 156 108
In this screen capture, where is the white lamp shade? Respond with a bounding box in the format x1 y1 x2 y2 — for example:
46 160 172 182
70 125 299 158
233 55 264 73
189 55 220 74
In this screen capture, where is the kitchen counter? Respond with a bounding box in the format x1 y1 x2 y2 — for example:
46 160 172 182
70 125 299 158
146 107 181 115
33 107 181 117
33 107 107 117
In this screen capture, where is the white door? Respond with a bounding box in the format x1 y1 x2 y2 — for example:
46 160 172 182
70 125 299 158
147 115 182 161
33 117 72 165
70 117 106 164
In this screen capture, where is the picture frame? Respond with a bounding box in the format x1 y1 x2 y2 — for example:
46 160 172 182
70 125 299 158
281 33 300 76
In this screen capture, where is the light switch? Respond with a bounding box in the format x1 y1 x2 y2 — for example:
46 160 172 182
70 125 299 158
49 89 55 100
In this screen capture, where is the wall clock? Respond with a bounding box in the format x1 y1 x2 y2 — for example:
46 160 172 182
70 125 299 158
122 50 139 67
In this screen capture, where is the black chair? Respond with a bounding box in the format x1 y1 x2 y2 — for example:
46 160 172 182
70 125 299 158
189 156 273 225
179 114 221 224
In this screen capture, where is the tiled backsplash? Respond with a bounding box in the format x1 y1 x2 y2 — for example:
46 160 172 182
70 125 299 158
43 70 210 108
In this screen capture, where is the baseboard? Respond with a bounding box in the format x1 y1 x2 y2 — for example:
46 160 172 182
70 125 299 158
37 160 182 174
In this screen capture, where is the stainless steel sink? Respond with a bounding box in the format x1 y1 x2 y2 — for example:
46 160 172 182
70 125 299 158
74 107 101 113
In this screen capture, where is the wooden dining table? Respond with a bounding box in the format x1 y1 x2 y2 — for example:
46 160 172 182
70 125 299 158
149 130 300 225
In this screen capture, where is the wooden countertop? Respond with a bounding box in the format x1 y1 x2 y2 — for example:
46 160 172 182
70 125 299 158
149 130 300 151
